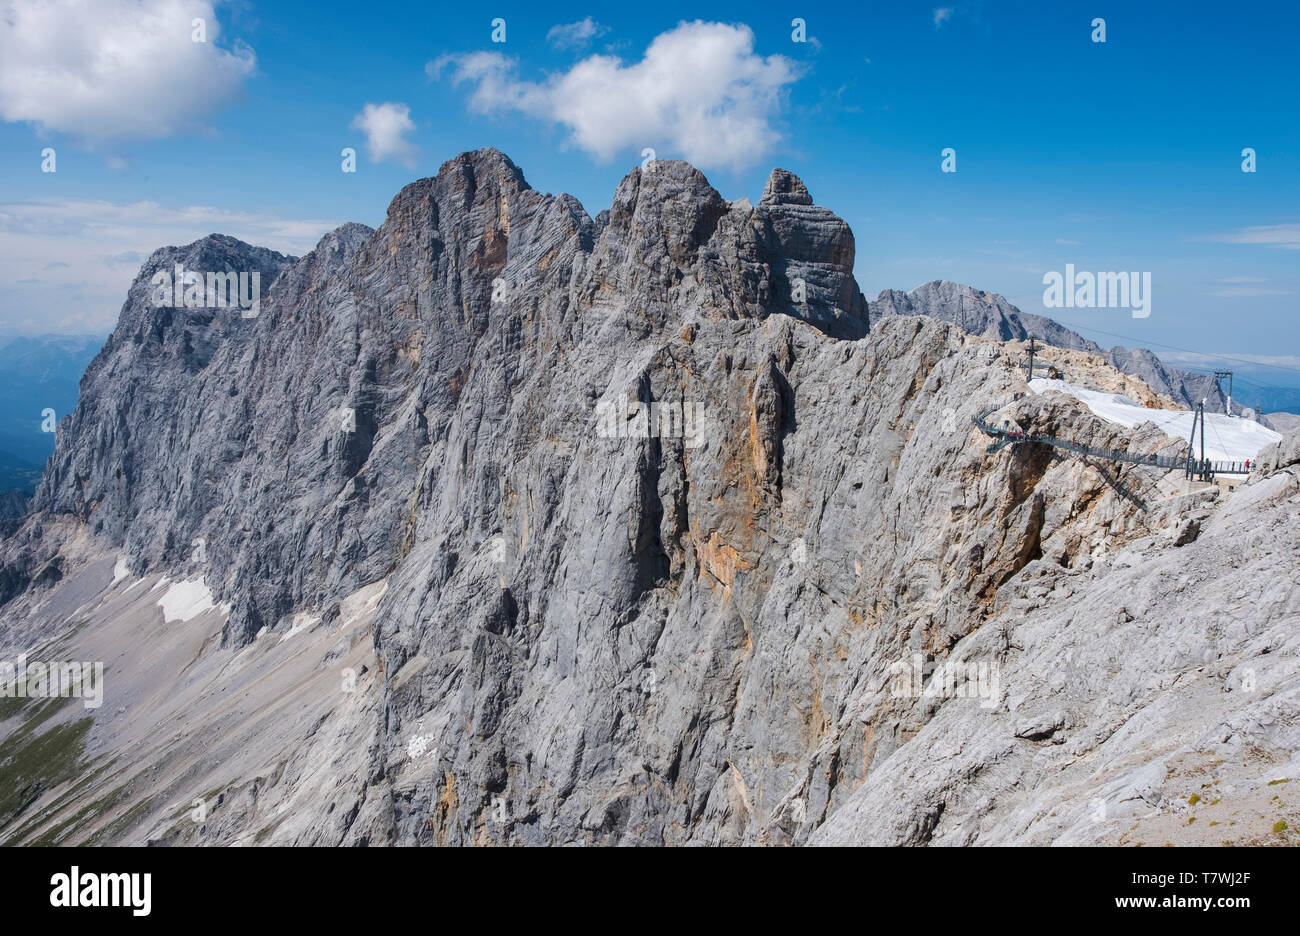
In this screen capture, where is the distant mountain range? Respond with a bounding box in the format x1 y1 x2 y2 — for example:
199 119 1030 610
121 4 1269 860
0 333 104 497
869 280 1264 416
870 280 1300 426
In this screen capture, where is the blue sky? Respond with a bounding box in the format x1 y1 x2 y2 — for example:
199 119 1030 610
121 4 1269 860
1 0 1297 386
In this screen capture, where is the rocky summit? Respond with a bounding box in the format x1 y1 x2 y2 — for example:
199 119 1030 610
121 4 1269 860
1 149 1297 847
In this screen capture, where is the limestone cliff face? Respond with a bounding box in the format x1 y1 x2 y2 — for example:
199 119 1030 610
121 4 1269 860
1 151 1296 847
20 151 867 649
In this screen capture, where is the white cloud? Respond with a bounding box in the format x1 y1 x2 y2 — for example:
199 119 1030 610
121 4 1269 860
1207 287 1294 298
0 199 340 334
1055 238 1081 245
0 0 256 143
430 21 802 171
350 102 419 168
1214 224 1300 250
1208 275 1289 296
933 7 955 28
547 17 608 50
1162 350 1300 370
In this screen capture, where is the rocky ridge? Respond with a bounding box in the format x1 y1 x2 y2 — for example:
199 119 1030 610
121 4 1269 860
0 149 1296 847
870 279 1234 413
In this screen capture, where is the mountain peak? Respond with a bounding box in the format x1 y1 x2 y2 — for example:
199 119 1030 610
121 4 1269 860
759 167 813 207
435 146 529 187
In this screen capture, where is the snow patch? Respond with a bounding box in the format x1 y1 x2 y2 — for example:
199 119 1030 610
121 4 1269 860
406 734 437 760
280 611 321 642
338 580 388 630
156 577 225 623
1030 377 1282 463
113 557 145 592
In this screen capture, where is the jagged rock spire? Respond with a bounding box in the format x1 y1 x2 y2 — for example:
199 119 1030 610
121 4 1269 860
759 168 813 207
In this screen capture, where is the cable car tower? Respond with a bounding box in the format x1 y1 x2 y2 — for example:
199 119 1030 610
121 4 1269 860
1213 369 1234 417
1023 338 1065 381
1186 401 1210 480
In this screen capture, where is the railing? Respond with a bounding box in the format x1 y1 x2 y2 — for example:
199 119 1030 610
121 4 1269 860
970 395 1252 479
1195 460 1252 476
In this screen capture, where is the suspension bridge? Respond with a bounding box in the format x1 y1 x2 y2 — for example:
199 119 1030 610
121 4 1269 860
972 395 1255 481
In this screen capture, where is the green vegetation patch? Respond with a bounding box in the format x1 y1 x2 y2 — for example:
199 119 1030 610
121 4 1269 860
84 791 159 846
0 706 93 835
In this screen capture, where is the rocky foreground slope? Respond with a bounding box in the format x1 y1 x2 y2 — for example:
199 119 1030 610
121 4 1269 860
1 150 1296 846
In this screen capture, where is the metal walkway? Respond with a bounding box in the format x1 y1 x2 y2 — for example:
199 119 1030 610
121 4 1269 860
972 396 1254 480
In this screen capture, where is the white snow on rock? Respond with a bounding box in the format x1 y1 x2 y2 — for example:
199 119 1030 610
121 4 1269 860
112 557 145 592
1030 377 1282 463
338 580 388 630
280 611 321 642
156 577 228 623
